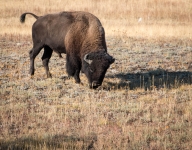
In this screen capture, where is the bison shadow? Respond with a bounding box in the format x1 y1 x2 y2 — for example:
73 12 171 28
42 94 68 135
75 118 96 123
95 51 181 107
106 69 192 90
0 133 97 150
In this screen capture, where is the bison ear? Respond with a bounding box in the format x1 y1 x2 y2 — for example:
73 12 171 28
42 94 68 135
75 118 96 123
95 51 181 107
105 53 115 64
110 57 115 64
84 53 93 64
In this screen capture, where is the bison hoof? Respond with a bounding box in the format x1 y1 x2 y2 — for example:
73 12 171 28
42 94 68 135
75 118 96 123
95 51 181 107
75 80 81 84
47 73 52 78
28 74 34 79
29 70 35 76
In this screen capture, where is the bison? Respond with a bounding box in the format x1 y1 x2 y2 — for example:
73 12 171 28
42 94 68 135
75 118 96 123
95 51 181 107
20 11 115 89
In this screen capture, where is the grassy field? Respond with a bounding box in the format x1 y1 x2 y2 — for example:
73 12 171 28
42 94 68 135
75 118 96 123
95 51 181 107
1 0 192 38
0 0 192 149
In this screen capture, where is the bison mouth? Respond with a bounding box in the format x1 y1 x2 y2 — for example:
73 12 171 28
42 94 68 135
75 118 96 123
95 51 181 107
90 81 101 89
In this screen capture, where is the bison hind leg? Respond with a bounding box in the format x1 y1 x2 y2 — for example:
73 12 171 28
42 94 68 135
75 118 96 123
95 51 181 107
42 45 53 78
29 44 43 76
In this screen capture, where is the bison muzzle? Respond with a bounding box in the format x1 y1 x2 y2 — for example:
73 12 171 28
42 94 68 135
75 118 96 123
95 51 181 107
20 11 115 88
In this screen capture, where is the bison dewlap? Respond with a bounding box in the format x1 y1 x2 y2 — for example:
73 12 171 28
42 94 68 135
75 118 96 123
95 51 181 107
20 11 115 89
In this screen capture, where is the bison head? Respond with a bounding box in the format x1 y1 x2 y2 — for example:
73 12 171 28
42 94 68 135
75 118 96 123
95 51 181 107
82 50 115 89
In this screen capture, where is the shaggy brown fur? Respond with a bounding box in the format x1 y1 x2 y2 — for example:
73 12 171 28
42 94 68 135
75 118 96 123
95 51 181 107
20 11 114 88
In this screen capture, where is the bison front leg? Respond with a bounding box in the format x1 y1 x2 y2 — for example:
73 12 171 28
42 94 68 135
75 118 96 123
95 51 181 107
66 55 81 83
42 45 53 78
74 69 81 83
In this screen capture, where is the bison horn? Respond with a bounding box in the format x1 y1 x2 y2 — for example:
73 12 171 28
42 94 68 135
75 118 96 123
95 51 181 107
84 53 93 64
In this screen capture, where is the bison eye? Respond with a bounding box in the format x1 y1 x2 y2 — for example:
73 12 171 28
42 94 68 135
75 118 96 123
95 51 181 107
89 67 94 73
90 68 94 73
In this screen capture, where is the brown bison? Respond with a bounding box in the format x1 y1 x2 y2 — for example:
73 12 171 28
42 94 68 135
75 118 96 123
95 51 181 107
20 11 115 88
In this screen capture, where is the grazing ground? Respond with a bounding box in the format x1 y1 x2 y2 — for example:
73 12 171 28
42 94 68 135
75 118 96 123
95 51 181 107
0 35 192 149
0 0 192 149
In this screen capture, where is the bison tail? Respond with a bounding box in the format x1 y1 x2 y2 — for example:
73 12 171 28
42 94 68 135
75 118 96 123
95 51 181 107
20 12 39 23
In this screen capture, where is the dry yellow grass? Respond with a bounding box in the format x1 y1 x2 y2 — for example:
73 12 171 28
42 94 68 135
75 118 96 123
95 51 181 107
0 0 192 39
0 0 192 149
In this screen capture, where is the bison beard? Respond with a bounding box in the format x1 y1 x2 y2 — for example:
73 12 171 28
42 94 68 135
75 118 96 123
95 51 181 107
20 11 115 88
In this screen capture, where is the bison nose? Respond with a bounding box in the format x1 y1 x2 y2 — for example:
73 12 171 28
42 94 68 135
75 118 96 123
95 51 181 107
92 81 101 89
